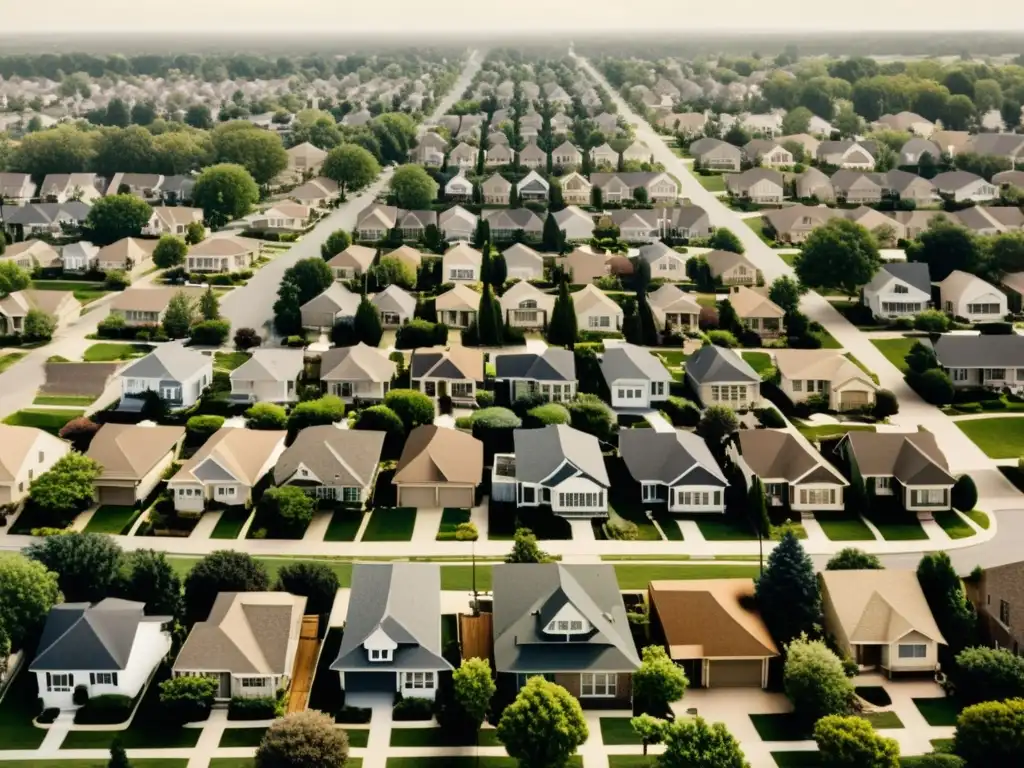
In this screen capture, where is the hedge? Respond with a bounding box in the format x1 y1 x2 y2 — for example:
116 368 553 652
73 694 134 724
228 695 280 720
393 696 434 721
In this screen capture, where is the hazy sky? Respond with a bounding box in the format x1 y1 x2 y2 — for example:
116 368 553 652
3 1 1023 34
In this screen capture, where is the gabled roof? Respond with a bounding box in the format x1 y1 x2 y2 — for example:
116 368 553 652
839 431 953 486
274 425 384 488
866 262 931 296
494 348 576 383
320 343 396 382
300 283 360 318
821 570 946 646
481 173 512 192
637 242 677 264
773 350 876 391
704 249 758 277
119 344 211 382
332 563 452 672
932 170 988 192
171 427 285 486
620 430 727 487
371 284 416 316
173 592 307 674
435 283 480 311
727 286 785 319
513 424 609 486
394 425 483 486
933 333 1024 368
938 269 1001 303
231 349 303 383
600 343 672 383
502 242 543 268
482 207 543 230
0 425 60 482
410 346 484 381
384 245 424 269
574 283 622 315
87 424 184 481
443 242 482 266
327 244 376 271
736 429 847 485
188 235 257 258
648 284 701 314
685 344 759 384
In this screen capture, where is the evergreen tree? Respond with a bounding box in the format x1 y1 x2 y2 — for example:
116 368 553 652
717 299 741 334
749 477 771 538
108 739 132 768
634 258 659 346
490 251 508 287
542 214 563 253
477 285 503 346
199 286 219 321
547 278 578 348
353 295 384 347
509 183 520 209
591 186 603 207
755 531 822 647
472 219 490 248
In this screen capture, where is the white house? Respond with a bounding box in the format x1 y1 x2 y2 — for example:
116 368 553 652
862 262 932 319
773 350 878 412
442 242 483 282
0 425 70 505
118 345 213 410
932 171 999 203
600 343 672 410
229 349 304 403
502 243 544 281
637 242 687 278
500 280 554 328
444 171 474 202
574 284 623 332
939 270 1008 322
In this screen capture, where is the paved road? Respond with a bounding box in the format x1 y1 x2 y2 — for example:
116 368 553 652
423 48 483 130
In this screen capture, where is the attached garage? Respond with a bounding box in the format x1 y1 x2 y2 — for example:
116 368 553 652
397 486 438 508
708 659 765 688
393 425 483 510
438 486 475 508
344 671 397 694
96 484 138 506
838 389 871 411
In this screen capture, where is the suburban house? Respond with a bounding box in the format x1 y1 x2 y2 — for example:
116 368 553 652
396 210 438 240
743 139 793 167
816 140 876 169
670 205 714 239
972 562 1024 653
648 284 701 331
619 431 728 513
107 286 206 328
393 425 483 508
410 132 446 166
300 283 360 330
444 171 473 202
159 175 196 204
830 170 883 204
0 171 36 204
690 138 742 171
837 431 955 513
729 429 848 511
168 428 286 514
727 286 786 339
4 202 91 236
290 177 339 207
245 202 311 233
862 262 932 319
564 245 612 284
600 343 672 409
38 172 103 202
355 204 399 240
931 171 998 203
87 423 185 505
704 249 761 286
372 285 416 327
410 346 483 405
685 344 761 410
938 270 1008 322
447 142 477 169
877 111 934 136
482 208 543 241
622 141 651 163
884 170 937 207
500 280 554 329
96 237 157 275
796 167 835 201
442 243 483 282
638 242 686 278
481 173 512 205
331 563 453 699
328 244 376 279
491 563 641 704
820 570 946 676
552 141 583 168
933 334 1024 392
649 580 778 688
773 350 878 412
385 245 423 273
762 205 841 244
552 206 595 241
2 240 62 269
0 425 70 504
144 206 204 237
502 243 544 280
274 426 385 503
519 142 548 170
494 348 576 403
118 345 213 410
319 343 396 402
173 592 307 700
286 141 328 174
955 206 1024 236
898 137 943 167
590 142 620 167
574 284 624 333
439 205 478 242
186 236 259 273
589 172 679 203
435 283 479 328
492 425 610 518
726 168 785 204
59 241 99 272
558 172 593 204
0 290 81 335
229 349 304 404
485 143 514 167
32 598 172 710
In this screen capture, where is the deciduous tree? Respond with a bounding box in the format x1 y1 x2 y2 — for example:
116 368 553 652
795 218 881 296
784 634 855 725
826 548 882 571
153 234 188 268
274 562 341 617
27 531 123 604
633 645 688 715
0 554 61 648
183 550 270 625
814 715 900 768
389 164 438 209
497 677 588 768
659 716 750 768
193 163 260 228
85 194 153 245
254 710 349 768
322 143 381 196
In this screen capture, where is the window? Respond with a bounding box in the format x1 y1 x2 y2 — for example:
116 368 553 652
1000 599 1011 626
580 673 617 697
47 673 73 691
967 303 1001 315
875 477 891 490
792 380 802 392
912 488 946 505
342 487 360 503
38 450 44 463
369 649 393 662
450 269 474 280
894 284 909 294
558 492 603 508
897 644 927 659
952 368 969 382
983 368 1007 381
588 315 611 328
799 488 837 506
642 484 660 501
405 672 435 690
90 672 116 686
241 677 266 688
452 382 473 398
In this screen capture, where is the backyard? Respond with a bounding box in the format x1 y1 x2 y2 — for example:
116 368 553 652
870 337 916 374
955 417 1024 459
213 351 252 371
82 343 154 362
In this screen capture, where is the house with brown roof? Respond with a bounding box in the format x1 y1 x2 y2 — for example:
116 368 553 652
821 570 945 676
774 350 877 412
355 204 399 240
274 426 385 503
0 425 70 504
144 206 204 237
435 283 480 329
96 237 157 275
108 286 206 327
649 580 778 688
286 142 328 175
574 283 624 332
393 425 483 508
187 236 260 273
743 140 793 168
327 244 376 279
0 290 81 335
245 202 312 233
703 249 761 286
648 284 701 331
836 432 955 513
289 177 339 207
87 423 185 505
410 346 483 407
319 343 396 402
481 173 512 205
500 281 554 329
1 240 61 270
168 428 286 514
761 205 841 244
726 285 785 339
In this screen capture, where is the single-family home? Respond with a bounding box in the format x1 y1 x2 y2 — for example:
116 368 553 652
300 283 360 330
670 205 714 239
500 280 554 329
620 431 728 513
551 206 594 242
972 562 1024 652
589 142 619 167
187 236 259 273
816 140 876 169
442 242 483 282
481 173 512 205
727 168 785 204
821 570 945 676
435 283 480 328
355 204 399 241
574 283 624 331
172 592 307 700
743 140 794 167
0 425 70 504
384 244 423 274
517 170 550 202
955 206 1024 236
484 143 514 168
552 141 582 169
410 132 447 166
319 343 396 402
648 284 701 331
883 170 937 207
0 172 36 205
494 349 576 403
563 245 610 284
610 209 663 242
32 598 172 710
439 205 478 242
444 171 474 202
144 206 204 237
877 111 934 137
898 138 942 167
372 284 416 327
590 172 679 203
4 202 91 236
601 343 672 409
286 141 328 174
621 141 652 163
107 286 205 328
967 133 1024 164
519 142 548 170
862 262 932 319
594 112 620 134
328 244 376 280
992 169 1024 189
939 270 1008 322
637 242 686 278
774 349 878 412
482 208 544 242
649 580 778 688
1 239 61 270
38 172 103 203
729 429 847 510
246 203 311 233
502 243 544 281
290 177 339 207
410 346 483 405
931 171 998 203
685 345 761 409
657 112 706 135
88 423 185 505
117 345 213 411
0 290 81 335
492 563 641 704
331 563 453 700
393 425 483 508
168 428 286 514
229 349 304 404
762 205 842 244
557 172 593 205
795 167 835 202
447 142 477 170
933 334 1024 392
727 285 786 339
690 138 742 172
96 237 156 275
57 241 98 273
396 209 437 241
703 249 760 288
830 170 883 204
274 426 384 502
159 175 196 205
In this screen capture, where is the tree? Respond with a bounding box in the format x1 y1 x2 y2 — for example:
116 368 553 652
547 279 577 347
58 416 101 451
954 647 1024 705
814 715 900 768
185 105 213 130
633 645 688 715
212 122 289 186
873 389 899 419
27 531 123 604
756 531 821 647
352 405 406 455
505 527 550 564
0 554 61 648
349 295 384 346
476 284 503 346
199 286 220 321
659 716 750 768
795 218 881 296
287 395 346 431
28 452 102 522
370 254 417 290
497 677 588 768
11 124 96 177
258 486 315 534
768 275 805 314
913 369 955 406
234 327 262 350
906 218 986 282
708 227 745 254
0 261 30 297
452 657 497 735
566 394 617 443
183 550 270 625
162 291 196 339
784 634 855 724
193 163 260 228
905 341 939 376
116 549 183 618
389 164 438 209
320 229 351 260
951 475 978 512
917 551 977 656
153 235 188 268
943 95 977 131
254 710 349 768
184 220 206 246
245 402 288 430
93 126 156 176
834 105 863 137
282 258 334 306
749 477 771 538
159 675 217 724
695 405 739 453
781 106 813 135
23 309 56 342
953 699 1024 767
383 388 435 432
322 143 380 196
275 562 341 617
630 714 667 756
826 548 882 571
108 740 132 768
85 194 153 245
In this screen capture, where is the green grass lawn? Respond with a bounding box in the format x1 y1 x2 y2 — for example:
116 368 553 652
812 328 842 349
955 417 1024 459
933 510 977 539
914 697 963 726
696 293 718 308
965 509 990 529
0 351 26 373
210 506 251 539
870 337 916 374
83 505 141 535
437 507 471 540
82 342 153 362
608 758 657 768
32 395 96 407
654 350 687 367
862 711 904 729
845 353 880 384
777 251 799 266
695 173 726 191
604 504 663 541
324 507 364 541
214 351 251 371
601 717 642 745
651 511 684 540
218 727 267 747
0 666 45 749
741 351 773 375
389 727 502 747
863 505 928 541
32 280 110 306
814 512 876 541
361 507 417 541
744 216 775 245
3 408 84 434
689 515 757 541
751 713 809 741
18 762 187 768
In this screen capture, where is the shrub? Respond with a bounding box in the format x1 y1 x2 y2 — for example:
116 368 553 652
953 647 1024 704
525 403 571 427
784 635 855 725
566 394 617 443
37 708 59 724
73 684 89 706
255 710 349 768
512 390 549 417
755 407 786 428
874 388 899 418
892 316 915 330
234 327 262 350
475 390 495 408
104 270 131 290
245 402 287 430
976 321 1014 335
287 395 346 431
335 705 372 723
707 329 739 348
898 756 965 768
258 486 315 533
58 416 101 450
953 699 1024 766
911 368 955 406
352 405 405 442
393 696 435 721
190 319 231 346
951 475 978 513
383 389 436 432
186 414 225 441
604 518 639 540
395 318 448 349
913 309 951 333
228 696 280 720
73 694 133 725
663 396 701 427
160 675 217 724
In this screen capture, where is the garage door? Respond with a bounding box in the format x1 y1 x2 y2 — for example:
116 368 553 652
438 486 475 508
839 391 870 411
398 486 437 508
345 671 397 694
708 659 763 688
98 485 137 506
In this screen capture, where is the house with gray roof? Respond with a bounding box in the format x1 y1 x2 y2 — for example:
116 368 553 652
619 431 727 513
494 349 577 403
837 432 954 513
274 426 384 502
648 284 701 331
331 563 452 699
230 349 304 403
933 334 1024 393
954 206 1024 235
966 133 1024 164
600 343 672 409
862 262 932 319
898 138 942 167
5 201 91 236
690 138 742 172
726 168 785 203
371 285 416 327
32 598 172 709
173 592 307 700
319 343 396 402
516 170 550 202
491 563 641 705
830 170 883 204
482 207 543 242
300 283 360 331
932 171 998 203
669 205 714 239
685 345 761 410
118 345 212 410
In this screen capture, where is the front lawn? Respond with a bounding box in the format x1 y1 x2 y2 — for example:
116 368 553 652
814 512 876 541
601 717 642 745
601 504 663 541
862 711 904 729
218 727 267 747
0 666 45 749
324 507 364 541
777 251 798 266
744 216 774 245
750 712 809 741
214 351 251 371
955 417 1024 459
863 503 928 541
741 351 773 375
82 342 153 362
487 501 573 540
361 507 417 542
3 408 84 434
613 563 761 588
654 350 687 367
32 395 96 407
690 515 757 541
965 509 990 529
83 505 141 535
0 352 26 373
437 507 471 540
933 510 976 539
811 327 842 349
870 337 916 374
32 280 110 306
914 697 963 726
651 511 684 540
695 173 726 192
389 726 502 747
210 506 251 539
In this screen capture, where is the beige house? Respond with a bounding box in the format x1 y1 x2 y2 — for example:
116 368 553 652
300 283 359 330
384 245 423 274
320 343 396 402
704 249 761 286
290 177 339 207
685 345 761 410
394 425 483 508
442 243 482 282
187 236 259 273
762 205 841 244
744 140 793 167
726 168 785 204
108 286 206 327
727 286 785 339
500 281 555 329
0 290 81 335
246 202 311 233
410 346 483 406
481 173 512 205
518 142 547 169
558 172 593 204
328 244 376 279
286 142 328 175
485 143 514 167
0 425 70 504
144 207 204 237
96 238 157 275
2 240 61 270
589 142 619 167
774 350 877 412
821 570 946 677
552 141 582 169
564 245 612 285
229 349 304 404
435 283 479 328
648 284 701 331
87 423 185 506
574 283 623 332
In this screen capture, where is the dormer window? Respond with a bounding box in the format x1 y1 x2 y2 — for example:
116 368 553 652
369 649 392 662
894 284 909 294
